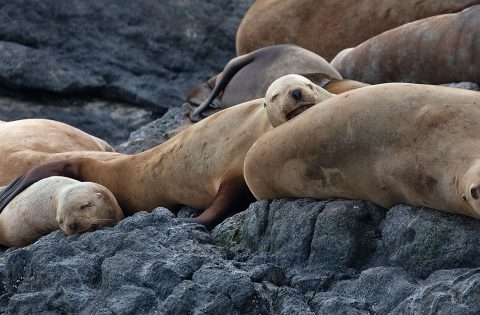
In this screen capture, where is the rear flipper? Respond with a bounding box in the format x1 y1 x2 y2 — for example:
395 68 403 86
189 53 256 122
180 177 255 230
0 159 81 212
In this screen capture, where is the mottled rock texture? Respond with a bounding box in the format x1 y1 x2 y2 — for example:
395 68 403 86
0 0 253 110
2 200 480 314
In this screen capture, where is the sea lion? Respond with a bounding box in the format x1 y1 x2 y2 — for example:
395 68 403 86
187 44 343 121
331 5 480 84
0 75 345 229
264 74 334 127
0 100 274 229
0 176 123 247
236 0 480 61
0 119 114 185
244 83 480 220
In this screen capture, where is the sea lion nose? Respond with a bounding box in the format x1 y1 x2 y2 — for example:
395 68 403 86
68 220 77 232
291 88 302 101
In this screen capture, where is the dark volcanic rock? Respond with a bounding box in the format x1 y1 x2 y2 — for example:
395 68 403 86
0 94 154 145
3 199 480 314
116 103 193 153
0 0 254 110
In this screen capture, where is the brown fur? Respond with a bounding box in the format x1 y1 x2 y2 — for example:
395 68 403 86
236 0 480 61
245 83 480 220
188 44 341 120
331 5 480 84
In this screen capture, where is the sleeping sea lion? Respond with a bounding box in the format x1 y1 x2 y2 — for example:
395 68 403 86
236 0 480 60
0 176 123 247
244 82 480 220
331 5 480 84
187 44 343 121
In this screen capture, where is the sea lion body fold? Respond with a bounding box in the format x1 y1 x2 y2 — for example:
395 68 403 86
245 83 480 219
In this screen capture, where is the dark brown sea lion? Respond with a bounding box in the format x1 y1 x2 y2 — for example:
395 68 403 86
331 5 480 84
187 44 342 121
236 0 480 60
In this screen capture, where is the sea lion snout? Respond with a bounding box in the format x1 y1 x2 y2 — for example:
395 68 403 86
291 88 302 101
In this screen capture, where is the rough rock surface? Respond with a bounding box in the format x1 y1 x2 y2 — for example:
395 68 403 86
0 93 154 145
0 0 254 110
2 200 480 314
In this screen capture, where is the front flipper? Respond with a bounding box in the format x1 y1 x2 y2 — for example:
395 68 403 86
180 177 255 230
0 159 82 212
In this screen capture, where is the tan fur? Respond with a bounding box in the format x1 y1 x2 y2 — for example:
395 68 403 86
245 83 480 220
0 177 123 247
331 5 480 84
236 0 480 60
265 74 334 127
0 119 114 185
2 101 273 216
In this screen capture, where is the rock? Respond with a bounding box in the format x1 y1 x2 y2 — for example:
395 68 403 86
2 199 480 313
0 0 254 110
442 82 480 91
116 103 193 153
0 93 154 145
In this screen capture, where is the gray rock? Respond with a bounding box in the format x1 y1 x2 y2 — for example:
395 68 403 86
0 0 254 110
373 205 480 278
3 199 480 313
0 94 154 145
441 82 480 91
116 103 193 153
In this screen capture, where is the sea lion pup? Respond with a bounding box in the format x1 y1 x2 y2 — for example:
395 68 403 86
244 83 480 220
236 0 480 61
331 5 480 84
0 76 339 229
264 74 335 127
188 44 343 121
0 119 114 185
0 176 123 247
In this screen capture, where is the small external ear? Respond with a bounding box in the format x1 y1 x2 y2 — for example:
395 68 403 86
96 193 103 199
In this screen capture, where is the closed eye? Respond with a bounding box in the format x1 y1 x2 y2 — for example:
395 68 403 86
271 94 279 102
307 84 313 90
80 202 93 209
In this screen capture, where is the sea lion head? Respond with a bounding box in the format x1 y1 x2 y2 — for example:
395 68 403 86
265 74 334 127
56 182 124 235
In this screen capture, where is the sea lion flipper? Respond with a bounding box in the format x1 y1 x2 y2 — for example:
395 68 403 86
180 177 255 230
0 159 81 212
189 53 256 121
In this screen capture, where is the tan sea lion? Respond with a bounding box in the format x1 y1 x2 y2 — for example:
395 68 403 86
187 44 343 121
331 5 480 84
245 83 480 220
0 101 273 229
0 75 348 229
0 119 114 185
0 176 124 247
236 0 480 61
264 74 334 127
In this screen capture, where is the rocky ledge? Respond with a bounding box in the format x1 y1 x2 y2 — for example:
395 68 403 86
1 199 480 314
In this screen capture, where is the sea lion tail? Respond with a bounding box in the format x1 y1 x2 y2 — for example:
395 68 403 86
189 53 256 121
